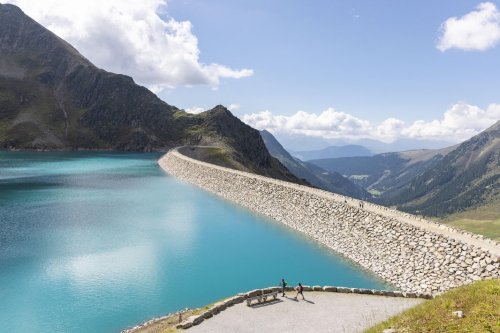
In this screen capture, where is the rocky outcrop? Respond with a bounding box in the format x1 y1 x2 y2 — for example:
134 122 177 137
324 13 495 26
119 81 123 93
159 150 500 295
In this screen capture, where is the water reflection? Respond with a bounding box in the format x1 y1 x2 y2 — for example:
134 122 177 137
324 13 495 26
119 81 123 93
0 152 390 333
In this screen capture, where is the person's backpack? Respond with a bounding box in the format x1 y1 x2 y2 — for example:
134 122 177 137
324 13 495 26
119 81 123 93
283 280 287 287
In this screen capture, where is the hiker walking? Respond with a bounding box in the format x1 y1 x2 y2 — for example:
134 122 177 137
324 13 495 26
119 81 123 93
294 282 305 300
280 278 287 297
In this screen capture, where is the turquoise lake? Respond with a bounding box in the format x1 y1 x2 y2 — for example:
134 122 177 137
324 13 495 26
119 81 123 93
0 152 390 333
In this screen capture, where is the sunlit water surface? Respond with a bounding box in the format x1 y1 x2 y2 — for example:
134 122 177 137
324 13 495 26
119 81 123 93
0 152 389 333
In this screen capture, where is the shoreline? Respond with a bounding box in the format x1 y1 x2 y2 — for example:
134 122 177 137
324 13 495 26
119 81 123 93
159 148 499 295
122 285 431 332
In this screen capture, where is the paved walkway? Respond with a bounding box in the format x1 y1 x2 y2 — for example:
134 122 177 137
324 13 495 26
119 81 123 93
188 292 424 333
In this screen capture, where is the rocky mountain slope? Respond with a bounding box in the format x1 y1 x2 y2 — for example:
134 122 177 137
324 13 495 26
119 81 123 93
0 3 182 150
386 121 499 217
309 122 499 217
260 130 372 199
310 146 456 195
0 3 298 182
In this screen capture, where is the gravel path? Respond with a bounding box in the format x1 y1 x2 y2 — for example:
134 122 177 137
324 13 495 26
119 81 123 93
188 292 424 333
168 149 499 256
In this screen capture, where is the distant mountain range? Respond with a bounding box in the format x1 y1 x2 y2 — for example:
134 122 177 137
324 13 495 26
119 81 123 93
352 138 455 154
385 121 499 217
261 130 371 199
308 121 500 217
0 3 297 182
273 132 454 154
291 145 373 160
310 146 456 193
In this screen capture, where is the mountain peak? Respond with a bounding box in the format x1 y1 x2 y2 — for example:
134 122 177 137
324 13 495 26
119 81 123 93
0 3 23 13
207 104 232 115
261 129 272 135
485 120 500 132
0 2 92 75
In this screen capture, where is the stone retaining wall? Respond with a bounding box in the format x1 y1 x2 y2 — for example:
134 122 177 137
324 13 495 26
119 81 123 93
159 150 499 295
175 286 432 330
123 285 432 332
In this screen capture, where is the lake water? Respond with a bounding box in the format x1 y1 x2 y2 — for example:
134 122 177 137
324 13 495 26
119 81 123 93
0 152 390 333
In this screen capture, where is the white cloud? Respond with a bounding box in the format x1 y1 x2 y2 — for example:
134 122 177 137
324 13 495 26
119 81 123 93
185 106 205 114
184 104 240 114
228 104 241 111
402 103 500 141
242 108 372 140
241 102 500 143
6 0 253 91
437 2 500 51
375 118 405 142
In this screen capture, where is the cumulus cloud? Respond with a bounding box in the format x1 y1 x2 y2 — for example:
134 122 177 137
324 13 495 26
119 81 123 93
6 0 253 90
437 2 500 51
185 106 205 114
228 104 241 111
242 103 500 143
242 108 372 140
402 103 500 141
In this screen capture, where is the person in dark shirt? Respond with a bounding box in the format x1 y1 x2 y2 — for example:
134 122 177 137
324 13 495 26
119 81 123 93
280 278 287 297
294 282 305 300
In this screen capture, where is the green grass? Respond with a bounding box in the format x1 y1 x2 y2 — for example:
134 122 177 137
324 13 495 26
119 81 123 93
365 279 500 333
133 296 229 333
349 174 369 180
436 197 500 241
172 110 196 119
179 146 248 172
368 189 382 196
447 218 500 241
184 125 210 136
196 147 233 165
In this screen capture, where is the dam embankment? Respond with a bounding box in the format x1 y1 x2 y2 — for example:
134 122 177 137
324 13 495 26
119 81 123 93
159 149 499 295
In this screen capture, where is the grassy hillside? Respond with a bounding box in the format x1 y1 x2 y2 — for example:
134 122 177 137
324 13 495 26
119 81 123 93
309 122 499 225
388 121 499 217
366 279 500 333
437 195 500 240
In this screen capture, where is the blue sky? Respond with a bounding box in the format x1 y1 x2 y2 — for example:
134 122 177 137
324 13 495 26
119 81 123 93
7 0 500 144
163 0 500 122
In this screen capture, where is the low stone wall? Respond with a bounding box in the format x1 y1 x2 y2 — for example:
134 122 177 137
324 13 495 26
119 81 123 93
175 285 431 330
159 150 499 295
123 285 431 332
122 308 191 333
